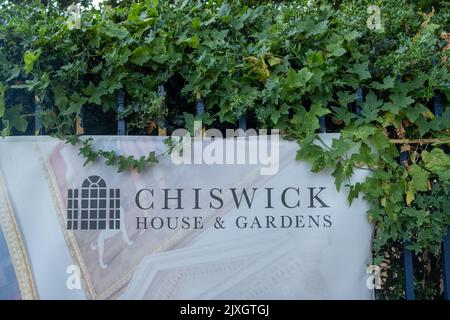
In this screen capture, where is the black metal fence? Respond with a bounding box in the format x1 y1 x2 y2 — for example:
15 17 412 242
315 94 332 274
19 84 449 300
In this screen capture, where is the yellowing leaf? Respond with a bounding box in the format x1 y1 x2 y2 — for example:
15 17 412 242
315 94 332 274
406 184 415 206
191 17 201 30
422 149 450 181
187 35 199 48
381 196 387 208
24 50 41 74
267 56 283 67
244 56 270 84
421 109 435 119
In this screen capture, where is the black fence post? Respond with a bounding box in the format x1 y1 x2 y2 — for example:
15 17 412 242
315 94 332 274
239 114 247 137
196 97 205 115
443 224 450 300
239 115 247 132
319 101 327 133
401 149 416 300
394 72 415 299
117 90 126 135
195 96 205 137
158 84 166 136
319 116 326 133
434 91 450 300
34 99 43 135
356 87 363 116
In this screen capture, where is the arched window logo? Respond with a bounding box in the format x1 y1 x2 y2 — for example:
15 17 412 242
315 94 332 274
67 176 120 230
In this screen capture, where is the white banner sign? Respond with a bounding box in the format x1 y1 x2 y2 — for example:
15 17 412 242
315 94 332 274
0 135 373 300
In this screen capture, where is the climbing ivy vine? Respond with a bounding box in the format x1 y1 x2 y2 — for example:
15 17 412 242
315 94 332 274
0 0 450 299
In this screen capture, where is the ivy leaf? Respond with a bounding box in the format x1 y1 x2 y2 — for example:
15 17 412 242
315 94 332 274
397 73 427 93
82 82 105 106
105 48 119 66
296 143 333 172
342 124 377 140
88 26 101 48
332 162 344 191
326 43 346 57
10 109 28 131
286 68 313 89
352 142 374 165
118 155 136 173
2 105 28 134
421 149 450 181
404 208 430 226
347 182 362 206
5 68 20 83
291 103 330 137
344 30 361 42
405 103 429 123
79 141 98 166
131 46 152 66
408 164 430 192
331 105 356 125
1 120 9 137
187 35 200 49
371 76 395 90
406 184 416 206
382 92 414 115
82 81 96 96
434 107 450 130
310 102 331 117
23 50 41 74
66 93 88 115
183 112 212 134
305 20 328 38
336 91 358 107
191 17 201 30
102 22 129 40
135 156 147 172
356 108 377 124
415 114 441 136
279 103 291 115
147 151 158 163
306 51 324 67
363 91 383 111
53 84 69 110
267 56 283 67
66 135 80 146
331 138 353 157
356 91 383 124
244 56 270 84
293 17 329 38
349 61 371 80
269 107 281 124
99 150 118 166
90 90 105 106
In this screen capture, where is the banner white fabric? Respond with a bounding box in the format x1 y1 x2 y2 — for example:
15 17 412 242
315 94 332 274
0 135 373 300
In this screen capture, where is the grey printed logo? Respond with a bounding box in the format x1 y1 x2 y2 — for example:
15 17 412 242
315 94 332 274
67 176 120 230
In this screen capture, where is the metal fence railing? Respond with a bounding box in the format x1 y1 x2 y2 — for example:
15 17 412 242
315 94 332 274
31 87 450 300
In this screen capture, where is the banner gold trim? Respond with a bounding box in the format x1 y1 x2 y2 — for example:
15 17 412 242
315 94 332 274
0 172 37 300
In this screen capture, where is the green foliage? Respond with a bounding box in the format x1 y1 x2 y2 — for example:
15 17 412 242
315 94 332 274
0 0 449 299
